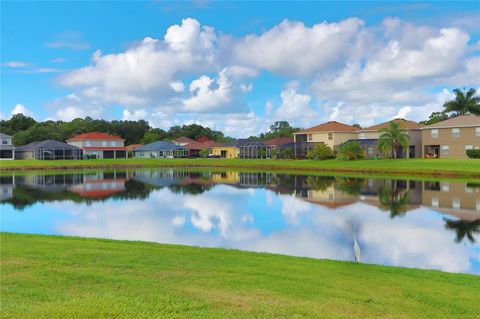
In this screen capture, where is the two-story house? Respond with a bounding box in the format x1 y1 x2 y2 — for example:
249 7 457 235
0 133 15 160
67 132 128 159
421 114 480 159
356 119 423 158
292 121 358 158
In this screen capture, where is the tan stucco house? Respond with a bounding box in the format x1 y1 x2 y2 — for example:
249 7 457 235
421 114 480 159
357 119 423 158
292 121 358 158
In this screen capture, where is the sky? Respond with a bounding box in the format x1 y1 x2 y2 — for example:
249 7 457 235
1 1 479 137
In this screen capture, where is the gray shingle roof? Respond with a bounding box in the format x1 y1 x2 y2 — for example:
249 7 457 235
16 140 81 151
133 141 187 152
218 139 254 147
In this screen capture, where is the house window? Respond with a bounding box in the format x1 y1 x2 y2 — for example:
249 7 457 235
441 145 449 155
110 141 116 146
452 128 460 138
477 199 480 211
2 139 7 145
441 182 449 192
452 198 460 210
476 127 480 137
86 141 91 146
431 197 439 207
431 129 438 138
102 141 107 147
328 133 333 140
367 146 374 156
359 133 366 139
308 134 312 141
465 145 473 150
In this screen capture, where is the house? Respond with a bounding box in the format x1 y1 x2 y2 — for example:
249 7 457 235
184 141 219 157
211 139 252 158
173 136 196 146
356 119 423 158
292 121 358 158
132 141 187 158
126 144 143 157
263 137 295 157
239 141 272 159
15 140 83 160
421 114 480 159
196 136 211 143
67 132 127 159
0 133 15 160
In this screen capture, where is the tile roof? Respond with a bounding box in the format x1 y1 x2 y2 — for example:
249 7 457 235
263 137 294 146
67 132 124 141
363 119 423 131
133 140 186 151
185 142 219 150
16 140 81 151
420 114 480 129
196 136 211 143
83 147 128 150
215 139 253 147
295 121 358 134
126 144 143 151
174 136 196 143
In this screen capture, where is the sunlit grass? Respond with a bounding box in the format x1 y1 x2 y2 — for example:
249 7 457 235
1 233 479 318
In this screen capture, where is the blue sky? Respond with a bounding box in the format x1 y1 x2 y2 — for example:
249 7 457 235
1 1 479 136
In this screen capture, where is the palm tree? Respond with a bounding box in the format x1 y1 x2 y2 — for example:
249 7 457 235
377 121 410 159
378 182 410 218
443 88 480 116
444 218 480 243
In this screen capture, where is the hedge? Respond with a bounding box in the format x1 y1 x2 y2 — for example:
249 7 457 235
466 149 480 158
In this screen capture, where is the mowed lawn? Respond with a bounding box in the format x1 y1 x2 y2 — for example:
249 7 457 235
1 233 479 318
1 158 480 177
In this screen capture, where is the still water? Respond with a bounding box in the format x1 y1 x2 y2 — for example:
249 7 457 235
1 169 479 274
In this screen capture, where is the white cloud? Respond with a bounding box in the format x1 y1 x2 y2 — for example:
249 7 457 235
3 61 31 68
51 58 66 63
10 104 34 117
45 31 90 50
169 81 185 92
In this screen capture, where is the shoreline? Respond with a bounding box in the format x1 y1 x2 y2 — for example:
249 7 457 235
1 158 480 178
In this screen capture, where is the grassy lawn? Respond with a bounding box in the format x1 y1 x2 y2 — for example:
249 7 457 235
1 158 480 178
1 233 479 318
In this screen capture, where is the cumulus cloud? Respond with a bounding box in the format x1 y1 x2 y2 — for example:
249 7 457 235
10 104 34 117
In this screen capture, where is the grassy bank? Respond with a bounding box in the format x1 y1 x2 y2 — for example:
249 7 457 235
1 158 480 178
1 233 479 318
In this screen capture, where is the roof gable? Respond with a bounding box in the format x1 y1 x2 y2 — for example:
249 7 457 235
421 114 480 129
67 132 124 141
295 121 357 134
133 140 186 151
363 119 422 131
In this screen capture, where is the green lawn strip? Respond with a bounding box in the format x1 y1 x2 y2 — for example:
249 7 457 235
1 158 480 178
1 233 479 318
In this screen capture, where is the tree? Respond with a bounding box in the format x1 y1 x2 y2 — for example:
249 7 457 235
257 149 267 159
141 129 167 144
0 113 37 135
419 112 450 125
280 148 293 159
443 88 480 116
352 123 362 129
199 149 210 158
337 141 365 160
377 121 410 159
306 144 335 160
258 121 301 140
271 148 279 159
444 218 480 243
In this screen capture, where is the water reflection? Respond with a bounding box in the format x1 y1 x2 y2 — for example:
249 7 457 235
1 169 479 274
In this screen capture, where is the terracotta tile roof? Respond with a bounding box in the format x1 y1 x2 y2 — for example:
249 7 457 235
263 137 294 146
420 114 480 129
174 136 196 143
126 144 143 151
185 141 220 150
67 132 124 141
196 136 211 143
295 121 358 134
363 119 423 131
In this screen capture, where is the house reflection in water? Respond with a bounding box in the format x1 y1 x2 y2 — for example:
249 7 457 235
69 171 128 198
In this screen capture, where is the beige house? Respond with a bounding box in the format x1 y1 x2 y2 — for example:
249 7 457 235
292 121 358 157
357 119 423 158
421 114 480 159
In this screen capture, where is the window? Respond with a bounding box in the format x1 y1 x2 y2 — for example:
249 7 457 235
110 141 116 146
465 145 473 150
476 127 480 137
431 129 438 138
431 197 439 207
452 198 460 210
452 128 460 138
308 134 312 141
477 199 480 211
441 145 449 155
2 139 7 145
441 182 449 192
328 133 333 140
102 141 107 147
359 132 366 139
367 146 374 156
86 141 91 146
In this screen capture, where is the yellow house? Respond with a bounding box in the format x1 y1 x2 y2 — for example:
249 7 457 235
292 121 358 157
210 139 251 159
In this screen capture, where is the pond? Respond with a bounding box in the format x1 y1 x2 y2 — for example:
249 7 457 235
1 168 479 275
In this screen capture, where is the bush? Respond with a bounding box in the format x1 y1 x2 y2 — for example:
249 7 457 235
306 144 335 160
280 148 293 159
466 149 480 158
337 141 365 161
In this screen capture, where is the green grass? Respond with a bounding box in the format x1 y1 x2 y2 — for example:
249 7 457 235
1 158 480 178
1 233 479 318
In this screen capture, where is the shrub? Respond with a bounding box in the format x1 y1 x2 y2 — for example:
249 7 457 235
280 148 293 159
306 144 335 160
337 141 365 161
466 149 480 158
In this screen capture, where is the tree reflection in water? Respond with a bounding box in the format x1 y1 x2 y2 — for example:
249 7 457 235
444 218 480 243
378 182 410 218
